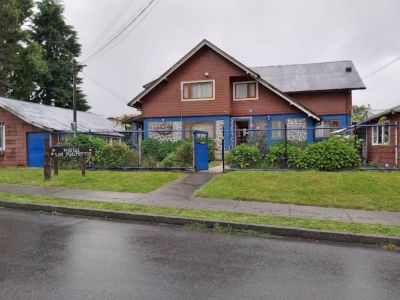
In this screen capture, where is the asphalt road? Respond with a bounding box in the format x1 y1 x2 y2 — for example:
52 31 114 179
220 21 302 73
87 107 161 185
0 209 399 300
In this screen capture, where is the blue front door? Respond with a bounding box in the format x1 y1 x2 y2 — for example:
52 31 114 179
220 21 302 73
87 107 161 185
194 131 209 171
27 132 49 167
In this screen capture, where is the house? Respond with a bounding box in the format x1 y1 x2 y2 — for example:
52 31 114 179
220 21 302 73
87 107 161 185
355 105 399 167
128 39 365 157
0 97 123 168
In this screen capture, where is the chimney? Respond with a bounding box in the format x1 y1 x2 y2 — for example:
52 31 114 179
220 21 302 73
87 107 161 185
345 66 352 72
50 99 55 106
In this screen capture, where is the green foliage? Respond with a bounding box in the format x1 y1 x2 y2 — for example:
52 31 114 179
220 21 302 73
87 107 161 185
97 143 138 167
225 144 262 169
208 139 216 161
265 141 305 169
141 138 183 161
30 0 89 110
0 0 35 96
160 140 193 167
352 104 369 123
161 152 178 167
301 138 361 171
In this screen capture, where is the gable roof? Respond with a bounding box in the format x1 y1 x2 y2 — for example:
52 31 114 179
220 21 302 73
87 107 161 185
251 61 365 93
357 104 400 125
128 39 320 121
0 97 123 136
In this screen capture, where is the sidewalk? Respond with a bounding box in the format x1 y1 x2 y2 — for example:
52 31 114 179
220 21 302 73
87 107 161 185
1 173 400 226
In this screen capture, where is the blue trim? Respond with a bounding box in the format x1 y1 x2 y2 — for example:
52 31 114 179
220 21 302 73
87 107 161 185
320 114 350 128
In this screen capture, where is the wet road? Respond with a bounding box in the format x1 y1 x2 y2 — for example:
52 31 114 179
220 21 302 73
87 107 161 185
0 209 399 300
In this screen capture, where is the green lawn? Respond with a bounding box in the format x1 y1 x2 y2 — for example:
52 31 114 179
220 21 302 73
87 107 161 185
0 168 183 193
0 191 399 237
196 171 400 212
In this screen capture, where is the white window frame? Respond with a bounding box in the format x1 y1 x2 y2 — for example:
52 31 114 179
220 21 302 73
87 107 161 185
233 81 258 101
271 119 285 139
0 122 5 151
181 80 215 101
372 124 390 145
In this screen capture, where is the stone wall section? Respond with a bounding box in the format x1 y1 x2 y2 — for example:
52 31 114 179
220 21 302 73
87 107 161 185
286 118 307 142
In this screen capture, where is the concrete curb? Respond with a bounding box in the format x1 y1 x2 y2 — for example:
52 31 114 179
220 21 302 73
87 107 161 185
0 200 399 246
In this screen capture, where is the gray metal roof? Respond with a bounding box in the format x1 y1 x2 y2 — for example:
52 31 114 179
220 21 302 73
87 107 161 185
251 61 365 93
357 104 400 124
0 97 124 136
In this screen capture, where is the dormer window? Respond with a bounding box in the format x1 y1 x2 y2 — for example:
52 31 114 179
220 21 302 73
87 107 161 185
233 81 258 100
181 80 215 101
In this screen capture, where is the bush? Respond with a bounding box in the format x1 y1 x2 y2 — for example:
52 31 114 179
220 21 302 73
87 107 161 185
301 138 361 171
161 152 178 167
225 144 262 169
265 141 304 169
57 135 107 169
175 140 193 166
208 139 216 162
97 143 138 167
141 138 183 161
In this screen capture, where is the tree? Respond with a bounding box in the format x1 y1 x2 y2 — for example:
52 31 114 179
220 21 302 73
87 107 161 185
352 105 370 123
31 0 89 111
0 0 34 96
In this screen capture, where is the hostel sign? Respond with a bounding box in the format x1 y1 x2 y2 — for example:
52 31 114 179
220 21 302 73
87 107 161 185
50 147 95 158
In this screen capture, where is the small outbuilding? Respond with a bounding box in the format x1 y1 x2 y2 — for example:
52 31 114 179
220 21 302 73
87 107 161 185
0 97 123 168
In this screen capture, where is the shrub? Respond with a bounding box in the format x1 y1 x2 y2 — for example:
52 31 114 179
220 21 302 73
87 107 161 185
161 152 178 167
174 140 193 166
57 134 107 169
301 138 361 171
97 143 138 167
141 138 183 161
225 144 262 169
265 141 304 169
208 139 216 162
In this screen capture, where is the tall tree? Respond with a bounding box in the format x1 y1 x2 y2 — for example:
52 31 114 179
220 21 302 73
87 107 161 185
0 0 34 96
31 0 89 111
352 104 370 123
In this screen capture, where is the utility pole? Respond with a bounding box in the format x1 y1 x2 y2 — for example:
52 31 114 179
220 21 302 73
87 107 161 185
72 60 77 135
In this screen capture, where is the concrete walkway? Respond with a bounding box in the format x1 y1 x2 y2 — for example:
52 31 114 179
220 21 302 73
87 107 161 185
1 173 399 226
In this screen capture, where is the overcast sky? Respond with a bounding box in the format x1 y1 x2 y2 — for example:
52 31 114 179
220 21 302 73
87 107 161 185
62 0 400 117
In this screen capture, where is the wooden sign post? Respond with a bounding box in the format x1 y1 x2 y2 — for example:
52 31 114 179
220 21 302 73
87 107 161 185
44 138 51 181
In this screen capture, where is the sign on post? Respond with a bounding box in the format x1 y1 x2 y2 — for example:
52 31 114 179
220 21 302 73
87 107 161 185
50 147 95 177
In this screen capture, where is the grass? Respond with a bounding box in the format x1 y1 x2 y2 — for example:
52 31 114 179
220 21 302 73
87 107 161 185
0 191 399 237
0 168 183 193
196 171 400 212
208 161 221 168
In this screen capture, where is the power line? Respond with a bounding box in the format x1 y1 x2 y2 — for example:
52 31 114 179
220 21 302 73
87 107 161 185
83 71 128 104
361 55 400 81
86 0 136 54
86 0 161 63
82 0 157 63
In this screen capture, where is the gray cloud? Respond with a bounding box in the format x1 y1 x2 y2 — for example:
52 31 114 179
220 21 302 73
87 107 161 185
62 0 400 117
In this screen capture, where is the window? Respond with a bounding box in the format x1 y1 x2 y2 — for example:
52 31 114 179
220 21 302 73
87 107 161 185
184 121 215 139
271 120 285 139
315 120 339 139
182 80 214 100
0 122 5 151
233 81 258 100
372 125 390 145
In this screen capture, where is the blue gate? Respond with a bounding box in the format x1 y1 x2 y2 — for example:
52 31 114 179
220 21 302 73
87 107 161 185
193 130 209 171
27 132 49 167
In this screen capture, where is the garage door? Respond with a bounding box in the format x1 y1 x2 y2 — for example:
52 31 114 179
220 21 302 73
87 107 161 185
27 132 49 167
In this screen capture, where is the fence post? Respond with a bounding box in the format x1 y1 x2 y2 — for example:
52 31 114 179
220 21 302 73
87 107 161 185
138 128 142 167
81 157 86 176
395 122 398 168
222 136 225 173
54 156 59 176
44 138 51 181
284 123 288 168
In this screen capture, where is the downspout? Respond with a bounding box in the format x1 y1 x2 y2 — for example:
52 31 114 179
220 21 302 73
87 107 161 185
395 121 398 168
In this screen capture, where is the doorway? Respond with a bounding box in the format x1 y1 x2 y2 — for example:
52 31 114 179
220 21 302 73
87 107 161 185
235 121 249 145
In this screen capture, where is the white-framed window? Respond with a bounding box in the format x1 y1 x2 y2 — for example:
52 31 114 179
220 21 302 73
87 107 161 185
315 120 339 139
0 122 5 151
271 120 285 139
181 80 215 101
233 81 258 100
184 121 215 139
372 124 390 145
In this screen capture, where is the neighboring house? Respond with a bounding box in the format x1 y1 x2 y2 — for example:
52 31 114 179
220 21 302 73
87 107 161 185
128 39 365 157
0 97 123 168
355 105 400 167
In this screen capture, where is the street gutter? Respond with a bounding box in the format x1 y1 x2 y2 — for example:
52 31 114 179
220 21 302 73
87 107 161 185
0 200 399 246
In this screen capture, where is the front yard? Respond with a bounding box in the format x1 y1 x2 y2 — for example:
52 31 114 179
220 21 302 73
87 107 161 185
0 168 183 193
196 171 400 212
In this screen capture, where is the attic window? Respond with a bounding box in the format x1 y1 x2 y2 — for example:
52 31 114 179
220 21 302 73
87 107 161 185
182 80 214 101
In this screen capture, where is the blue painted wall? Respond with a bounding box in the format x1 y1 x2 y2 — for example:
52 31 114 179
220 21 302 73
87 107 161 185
142 113 350 150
